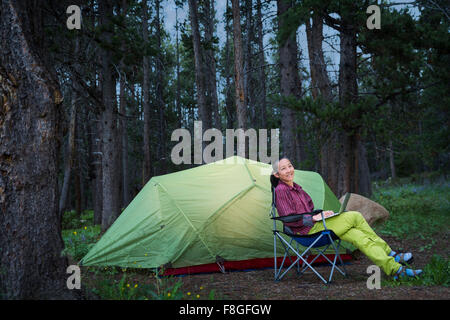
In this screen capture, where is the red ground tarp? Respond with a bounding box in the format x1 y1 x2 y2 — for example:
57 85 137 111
163 254 352 276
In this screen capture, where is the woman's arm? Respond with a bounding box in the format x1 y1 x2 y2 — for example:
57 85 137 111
312 210 334 221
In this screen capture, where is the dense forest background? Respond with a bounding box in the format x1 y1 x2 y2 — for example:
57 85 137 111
0 0 448 298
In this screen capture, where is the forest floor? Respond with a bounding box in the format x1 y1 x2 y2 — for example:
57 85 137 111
70 180 449 300
78 230 449 301
176 233 449 300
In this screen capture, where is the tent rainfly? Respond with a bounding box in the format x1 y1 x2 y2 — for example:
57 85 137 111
80 156 353 275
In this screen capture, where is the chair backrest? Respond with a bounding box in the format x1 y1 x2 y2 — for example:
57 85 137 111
269 174 280 219
270 174 279 206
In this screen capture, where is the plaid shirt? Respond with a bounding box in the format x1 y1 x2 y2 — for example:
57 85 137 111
274 180 315 235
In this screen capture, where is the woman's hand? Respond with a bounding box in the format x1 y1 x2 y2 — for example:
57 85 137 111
312 210 334 222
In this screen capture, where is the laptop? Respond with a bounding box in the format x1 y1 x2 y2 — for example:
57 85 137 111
321 192 351 220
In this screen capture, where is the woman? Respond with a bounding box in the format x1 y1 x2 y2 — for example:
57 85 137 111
272 157 422 280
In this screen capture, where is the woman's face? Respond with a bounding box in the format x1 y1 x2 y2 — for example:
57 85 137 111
275 159 295 185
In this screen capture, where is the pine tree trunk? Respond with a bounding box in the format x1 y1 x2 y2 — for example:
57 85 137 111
189 0 211 161
231 0 246 130
232 0 247 158
155 0 167 174
338 20 371 197
91 112 103 225
277 0 302 162
244 0 253 125
59 60 78 215
204 0 221 131
99 0 120 231
256 0 267 129
0 0 78 299
142 0 152 182
119 73 130 208
225 0 235 129
306 13 339 190
389 139 396 179
306 14 332 100
175 5 182 128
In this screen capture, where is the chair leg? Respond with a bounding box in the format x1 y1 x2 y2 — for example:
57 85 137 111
275 233 328 283
273 234 277 281
335 239 348 277
326 237 347 282
273 233 351 285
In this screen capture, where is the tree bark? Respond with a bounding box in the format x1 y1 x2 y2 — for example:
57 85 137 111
142 0 152 182
119 73 130 208
306 14 332 101
99 0 120 231
203 0 221 132
277 0 302 162
389 139 396 179
0 0 78 299
175 4 182 128
59 37 79 215
338 20 372 197
225 0 235 129
117 0 130 209
231 0 247 158
256 0 267 129
305 13 340 190
155 0 167 174
189 0 211 161
231 0 246 131
244 0 253 125
90 111 103 225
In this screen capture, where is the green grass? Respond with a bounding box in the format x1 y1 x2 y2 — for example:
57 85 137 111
83 267 219 300
382 254 450 287
371 181 450 239
371 180 450 287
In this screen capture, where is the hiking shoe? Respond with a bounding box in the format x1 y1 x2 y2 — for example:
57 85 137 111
389 251 414 265
393 266 422 280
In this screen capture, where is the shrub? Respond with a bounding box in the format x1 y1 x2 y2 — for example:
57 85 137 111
62 210 94 230
61 225 100 261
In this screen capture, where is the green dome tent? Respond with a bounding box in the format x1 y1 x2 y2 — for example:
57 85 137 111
80 156 353 274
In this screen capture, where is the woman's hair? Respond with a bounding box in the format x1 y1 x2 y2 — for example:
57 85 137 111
271 157 290 175
270 173 279 188
270 157 290 189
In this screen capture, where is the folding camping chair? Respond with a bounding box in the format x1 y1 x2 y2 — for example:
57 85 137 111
270 175 347 284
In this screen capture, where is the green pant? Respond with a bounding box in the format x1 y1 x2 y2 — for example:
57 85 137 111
308 211 402 276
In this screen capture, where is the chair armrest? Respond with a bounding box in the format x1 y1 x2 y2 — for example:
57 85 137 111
271 214 303 223
271 209 324 223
